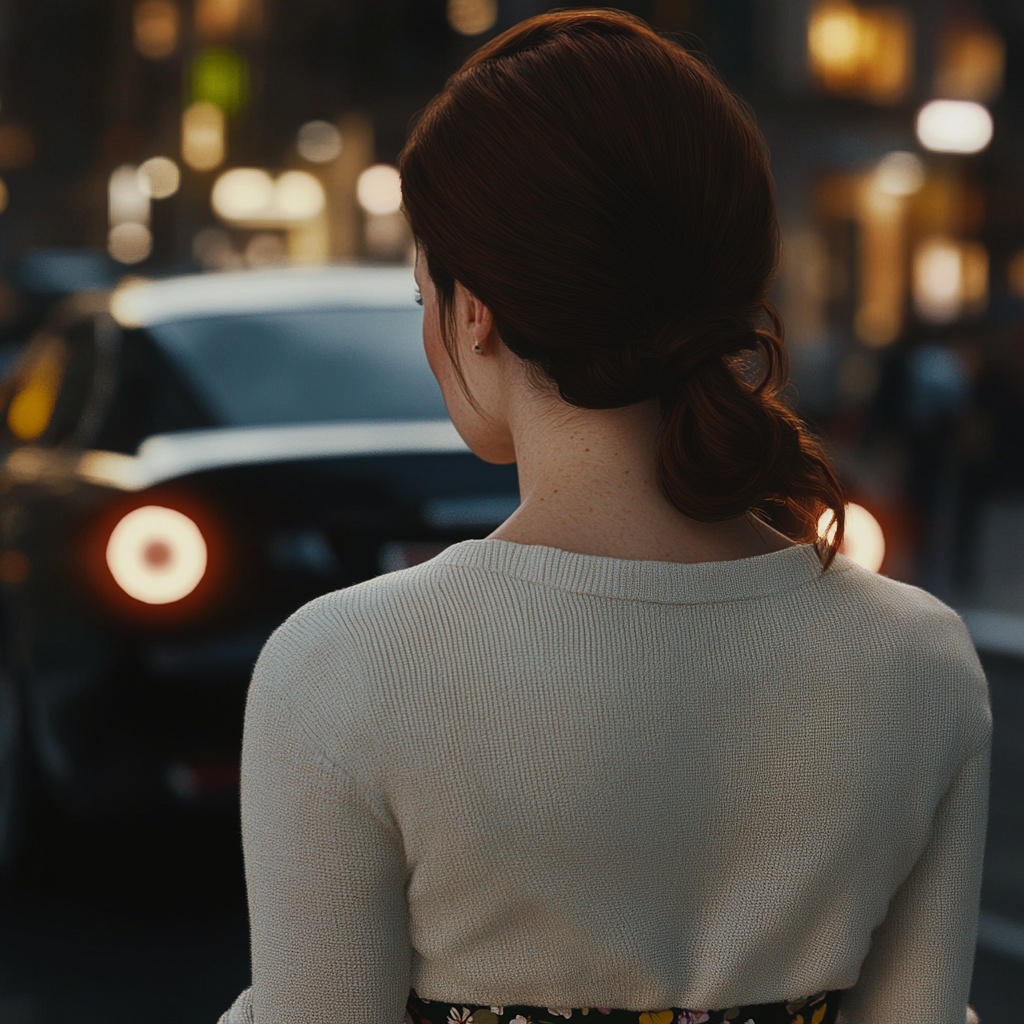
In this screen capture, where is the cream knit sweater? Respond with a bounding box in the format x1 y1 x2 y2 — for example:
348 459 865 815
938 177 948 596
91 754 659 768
220 540 990 1024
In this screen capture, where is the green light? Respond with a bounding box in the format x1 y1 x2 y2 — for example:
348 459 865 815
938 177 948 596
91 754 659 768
191 47 249 115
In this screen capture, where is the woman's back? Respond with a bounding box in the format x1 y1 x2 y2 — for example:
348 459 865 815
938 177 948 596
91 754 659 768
220 10 990 1024
238 540 988 1022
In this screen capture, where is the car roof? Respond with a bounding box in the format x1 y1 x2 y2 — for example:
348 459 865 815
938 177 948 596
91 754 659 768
109 263 418 329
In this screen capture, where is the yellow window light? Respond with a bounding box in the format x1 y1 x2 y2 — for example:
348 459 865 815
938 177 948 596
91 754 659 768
818 503 886 573
0 177 7 215
7 336 66 442
106 505 207 605
808 1 912 104
181 101 225 171
133 0 179 59
447 0 498 36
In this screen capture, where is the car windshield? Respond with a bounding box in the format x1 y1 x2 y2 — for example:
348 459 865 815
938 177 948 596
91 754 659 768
147 308 448 426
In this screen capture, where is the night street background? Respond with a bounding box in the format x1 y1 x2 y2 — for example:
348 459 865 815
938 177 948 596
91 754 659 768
0 0 1022 1020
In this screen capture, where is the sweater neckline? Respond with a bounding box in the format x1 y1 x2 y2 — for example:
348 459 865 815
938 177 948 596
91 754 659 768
432 539 847 606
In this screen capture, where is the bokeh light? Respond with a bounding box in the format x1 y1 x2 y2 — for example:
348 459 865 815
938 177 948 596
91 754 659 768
0 178 7 215
133 0 179 59
108 222 154 264
0 124 35 170
1008 250 1024 298
916 99 993 153
808 1 912 104
211 167 273 220
191 47 249 115
211 168 324 224
181 101 225 171
356 164 402 216
296 120 342 163
818 502 886 573
934 23 1005 103
195 0 260 42
874 151 924 196
446 0 498 37
137 156 181 199
913 237 988 324
244 232 286 267
109 164 150 226
274 170 325 219
7 338 64 441
106 505 208 605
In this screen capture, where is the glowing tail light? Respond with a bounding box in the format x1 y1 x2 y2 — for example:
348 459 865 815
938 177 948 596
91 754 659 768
106 505 207 604
818 502 886 573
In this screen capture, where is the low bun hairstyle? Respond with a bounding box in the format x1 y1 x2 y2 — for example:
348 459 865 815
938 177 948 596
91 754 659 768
400 8 845 564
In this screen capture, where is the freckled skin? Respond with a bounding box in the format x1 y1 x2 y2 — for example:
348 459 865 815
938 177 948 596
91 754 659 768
414 249 794 564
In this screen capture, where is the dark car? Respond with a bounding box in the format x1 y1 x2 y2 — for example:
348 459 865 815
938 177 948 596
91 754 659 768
0 264 519 866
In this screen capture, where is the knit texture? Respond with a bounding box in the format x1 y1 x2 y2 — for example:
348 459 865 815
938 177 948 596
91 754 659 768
221 540 990 1024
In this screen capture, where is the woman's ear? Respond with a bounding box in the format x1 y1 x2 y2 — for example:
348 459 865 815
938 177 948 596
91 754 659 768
454 281 497 355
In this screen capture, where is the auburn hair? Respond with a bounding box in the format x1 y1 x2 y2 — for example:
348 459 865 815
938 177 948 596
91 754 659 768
399 8 845 564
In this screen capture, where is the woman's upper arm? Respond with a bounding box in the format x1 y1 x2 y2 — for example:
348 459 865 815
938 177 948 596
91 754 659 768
240 629 410 1024
838 736 991 1024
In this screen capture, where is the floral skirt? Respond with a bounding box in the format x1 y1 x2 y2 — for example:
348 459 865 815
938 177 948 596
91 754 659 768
406 987 843 1024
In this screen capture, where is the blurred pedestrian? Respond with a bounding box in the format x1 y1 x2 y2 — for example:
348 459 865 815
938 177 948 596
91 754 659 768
221 11 989 1024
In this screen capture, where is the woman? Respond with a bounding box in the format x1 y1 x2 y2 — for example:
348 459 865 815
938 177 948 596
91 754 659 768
221 11 989 1024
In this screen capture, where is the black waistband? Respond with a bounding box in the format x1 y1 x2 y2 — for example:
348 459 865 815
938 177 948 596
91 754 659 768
407 987 844 1024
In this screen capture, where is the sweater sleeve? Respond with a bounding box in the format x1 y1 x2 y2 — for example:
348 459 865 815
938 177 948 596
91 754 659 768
837 736 991 1024
229 623 411 1024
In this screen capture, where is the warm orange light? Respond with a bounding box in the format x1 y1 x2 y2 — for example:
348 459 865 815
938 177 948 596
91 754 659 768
8 337 65 441
106 506 207 604
819 503 886 573
1008 251 1024 298
133 0 179 59
195 0 261 41
935 23 1004 102
808 1 912 104
447 0 498 36
0 124 35 170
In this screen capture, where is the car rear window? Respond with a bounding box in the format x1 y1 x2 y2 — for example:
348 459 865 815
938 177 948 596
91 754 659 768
148 308 448 426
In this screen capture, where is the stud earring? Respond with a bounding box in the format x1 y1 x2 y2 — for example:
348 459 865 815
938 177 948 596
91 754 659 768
473 343 484 354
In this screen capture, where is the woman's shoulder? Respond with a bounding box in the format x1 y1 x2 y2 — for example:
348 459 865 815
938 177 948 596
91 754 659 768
819 557 989 727
822 555 975 646
250 552 473 696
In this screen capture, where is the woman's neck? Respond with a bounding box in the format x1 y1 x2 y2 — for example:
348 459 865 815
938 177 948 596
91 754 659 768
488 397 794 564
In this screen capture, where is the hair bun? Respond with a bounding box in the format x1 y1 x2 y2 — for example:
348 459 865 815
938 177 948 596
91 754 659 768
650 308 757 392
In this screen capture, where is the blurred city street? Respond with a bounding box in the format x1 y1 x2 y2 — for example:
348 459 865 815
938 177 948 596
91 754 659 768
0 0 1022 1020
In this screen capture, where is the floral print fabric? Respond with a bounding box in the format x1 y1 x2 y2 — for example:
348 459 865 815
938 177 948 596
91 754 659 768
406 988 842 1024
